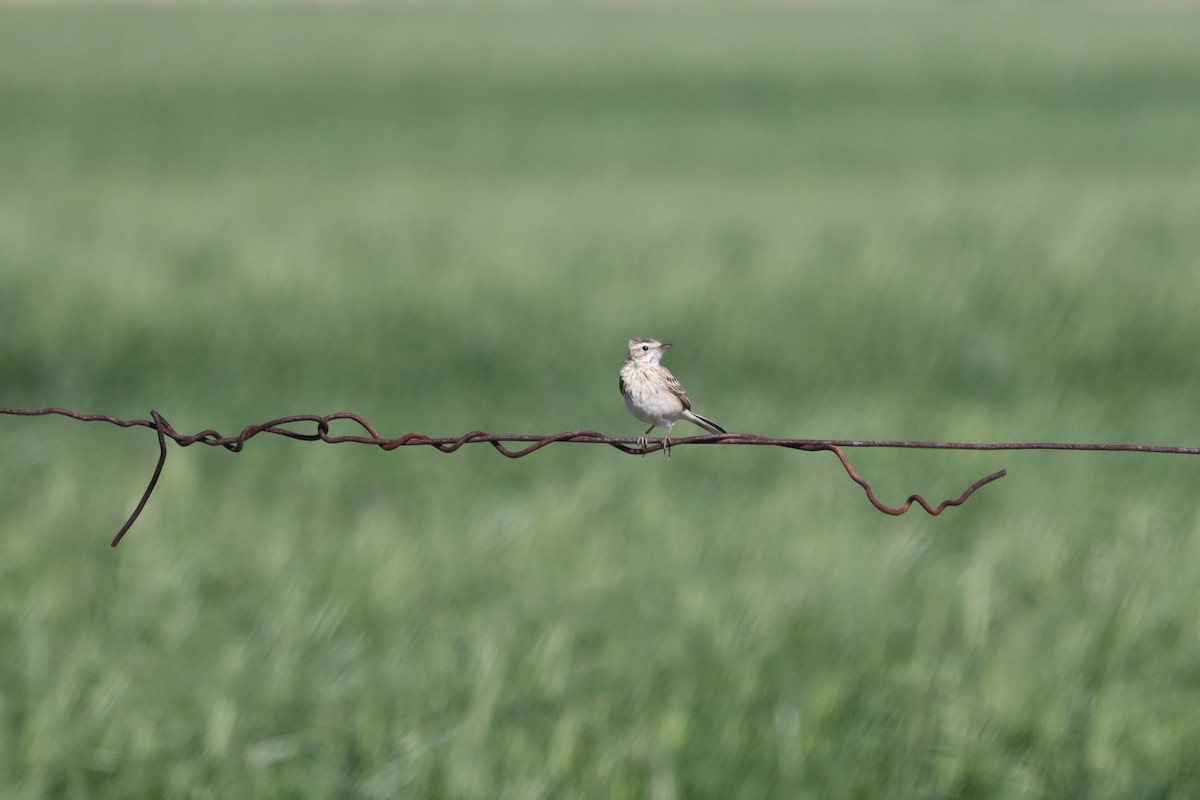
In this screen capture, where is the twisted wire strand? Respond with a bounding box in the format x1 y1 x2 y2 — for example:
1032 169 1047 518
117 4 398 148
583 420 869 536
7 405 1197 547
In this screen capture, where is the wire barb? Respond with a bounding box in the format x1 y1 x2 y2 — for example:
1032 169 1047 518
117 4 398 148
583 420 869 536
11 405 1194 546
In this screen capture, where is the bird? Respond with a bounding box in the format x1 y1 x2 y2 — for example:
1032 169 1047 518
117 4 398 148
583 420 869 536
619 338 726 459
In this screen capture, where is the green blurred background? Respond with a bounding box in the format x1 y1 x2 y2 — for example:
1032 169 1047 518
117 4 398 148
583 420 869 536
3 3 1200 797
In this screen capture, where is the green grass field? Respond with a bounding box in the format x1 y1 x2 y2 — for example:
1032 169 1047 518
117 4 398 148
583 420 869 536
3 4 1200 797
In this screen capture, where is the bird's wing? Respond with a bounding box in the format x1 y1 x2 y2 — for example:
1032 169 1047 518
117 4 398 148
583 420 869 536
663 372 692 411
619 374 628 396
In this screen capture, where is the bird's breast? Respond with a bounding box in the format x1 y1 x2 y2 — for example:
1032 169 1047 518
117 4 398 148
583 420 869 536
621 366 684 426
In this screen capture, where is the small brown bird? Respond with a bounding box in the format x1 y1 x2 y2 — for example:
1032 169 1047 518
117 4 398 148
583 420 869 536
619 338 725 458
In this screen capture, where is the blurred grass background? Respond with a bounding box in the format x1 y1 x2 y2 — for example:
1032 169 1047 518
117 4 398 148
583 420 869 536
3 3 1200 797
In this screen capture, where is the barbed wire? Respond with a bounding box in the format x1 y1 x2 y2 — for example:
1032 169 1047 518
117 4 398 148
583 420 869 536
5 405 1200 548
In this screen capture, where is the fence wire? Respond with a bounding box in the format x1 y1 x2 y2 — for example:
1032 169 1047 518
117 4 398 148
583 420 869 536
5 406 1200 547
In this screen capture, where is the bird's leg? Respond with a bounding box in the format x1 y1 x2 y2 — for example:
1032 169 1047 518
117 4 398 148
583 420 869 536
638 425 655 457
662 422 674 462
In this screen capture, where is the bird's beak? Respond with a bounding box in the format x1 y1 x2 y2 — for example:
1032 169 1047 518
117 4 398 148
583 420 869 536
661 342 673 350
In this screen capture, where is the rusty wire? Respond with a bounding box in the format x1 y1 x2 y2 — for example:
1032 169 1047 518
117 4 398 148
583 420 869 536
5 405 1200 548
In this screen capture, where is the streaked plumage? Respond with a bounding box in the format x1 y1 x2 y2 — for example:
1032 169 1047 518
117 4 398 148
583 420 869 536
619 338 725 458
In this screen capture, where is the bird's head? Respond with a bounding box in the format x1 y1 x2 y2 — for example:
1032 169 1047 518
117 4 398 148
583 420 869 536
626 338 671 365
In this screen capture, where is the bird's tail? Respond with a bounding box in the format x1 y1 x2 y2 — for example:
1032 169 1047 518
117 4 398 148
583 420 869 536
682 409 726 434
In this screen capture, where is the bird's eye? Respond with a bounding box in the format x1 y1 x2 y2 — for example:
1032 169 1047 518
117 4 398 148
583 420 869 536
641 345 649 351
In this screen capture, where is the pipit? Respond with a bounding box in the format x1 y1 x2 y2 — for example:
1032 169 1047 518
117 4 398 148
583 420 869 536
619 338 725 459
